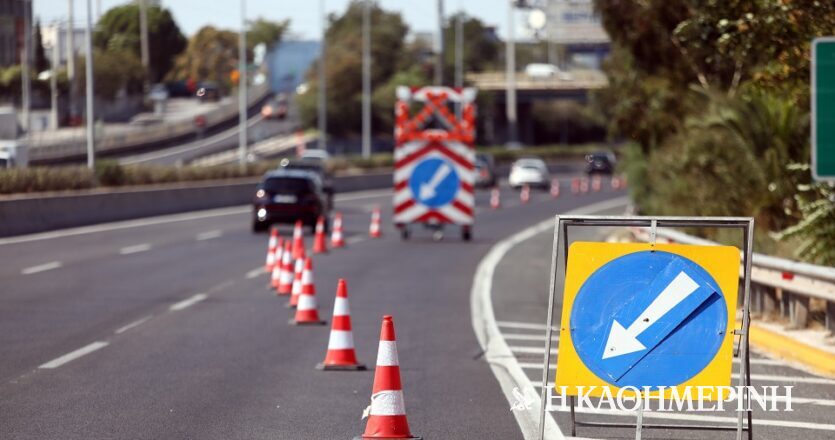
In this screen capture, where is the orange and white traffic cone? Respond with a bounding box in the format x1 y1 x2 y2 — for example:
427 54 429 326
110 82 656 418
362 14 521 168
358 315 419 439
369 207 382 238
580 178 589 194
520 184 530 204
571 177 580 194
277 241 294 295
611 176 621 190
289 256 305 308
317 279 365 370
291 220 305 260
290 257 326 325
490 187 501 209
265 227 280 272
313 216 328 254
550 178 560 198
331 212 346 248
270 237 285 290
591 175 601 192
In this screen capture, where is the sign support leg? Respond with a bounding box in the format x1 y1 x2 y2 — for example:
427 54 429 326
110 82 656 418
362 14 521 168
540 217 563 440
635 398 644 440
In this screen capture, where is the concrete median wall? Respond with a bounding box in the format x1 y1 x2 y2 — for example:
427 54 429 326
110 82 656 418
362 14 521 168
0 172 394 238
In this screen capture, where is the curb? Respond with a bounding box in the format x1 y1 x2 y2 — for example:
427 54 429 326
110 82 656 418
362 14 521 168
747 322 835 378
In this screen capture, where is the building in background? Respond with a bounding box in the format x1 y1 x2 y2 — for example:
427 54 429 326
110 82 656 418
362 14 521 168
544 0 609 69
268 40 320 94
0 0 32 67
41 23 85 66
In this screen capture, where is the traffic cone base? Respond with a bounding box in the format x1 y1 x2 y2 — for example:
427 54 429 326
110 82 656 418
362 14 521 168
316 360 366 371
289 317 326 326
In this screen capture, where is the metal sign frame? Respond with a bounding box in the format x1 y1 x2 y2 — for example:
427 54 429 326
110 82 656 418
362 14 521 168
537 216 755 440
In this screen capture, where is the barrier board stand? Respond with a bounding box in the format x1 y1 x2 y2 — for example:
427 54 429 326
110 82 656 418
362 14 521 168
537 216 755 440
393 86 477 241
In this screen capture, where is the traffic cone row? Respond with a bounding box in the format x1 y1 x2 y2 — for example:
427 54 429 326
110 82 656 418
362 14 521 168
265 226 280 272
260 220 418 439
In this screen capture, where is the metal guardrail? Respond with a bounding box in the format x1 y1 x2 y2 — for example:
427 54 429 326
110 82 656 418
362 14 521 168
28 83 272 162
630 227 835 336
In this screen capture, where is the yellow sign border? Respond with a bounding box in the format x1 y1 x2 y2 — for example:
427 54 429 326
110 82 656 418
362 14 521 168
554 242 740 399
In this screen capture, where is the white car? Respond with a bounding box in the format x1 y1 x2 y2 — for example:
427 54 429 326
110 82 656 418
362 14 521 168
524 63 573 81
509 157 550 190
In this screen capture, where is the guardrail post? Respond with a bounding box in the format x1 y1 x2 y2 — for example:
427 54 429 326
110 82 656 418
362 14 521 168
788 291 810 329
779 288 790 319
826 301 835 338
761 284 778 319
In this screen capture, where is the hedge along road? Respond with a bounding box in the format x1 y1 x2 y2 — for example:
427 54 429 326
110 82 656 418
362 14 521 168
0 174 625 439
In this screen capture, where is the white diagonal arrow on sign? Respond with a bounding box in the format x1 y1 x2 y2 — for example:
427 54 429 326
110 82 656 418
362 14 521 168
602 271 700 360
419 162 452 200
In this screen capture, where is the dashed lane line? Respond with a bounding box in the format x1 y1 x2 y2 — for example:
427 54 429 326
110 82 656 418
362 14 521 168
21 261 62 275
246 267 264 279
38 341 109 369
169 293 208 311
119 243 151 255
114 315 154 334
196 230 223 241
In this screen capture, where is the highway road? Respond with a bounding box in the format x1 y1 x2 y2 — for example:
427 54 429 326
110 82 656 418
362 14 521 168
2 174 833 439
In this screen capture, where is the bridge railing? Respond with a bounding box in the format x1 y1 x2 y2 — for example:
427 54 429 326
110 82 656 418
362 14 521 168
466 69 608 91
630 227 835 336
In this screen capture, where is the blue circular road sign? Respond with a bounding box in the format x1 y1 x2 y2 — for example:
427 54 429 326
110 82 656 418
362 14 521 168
409 157 460 208
569 250 727 389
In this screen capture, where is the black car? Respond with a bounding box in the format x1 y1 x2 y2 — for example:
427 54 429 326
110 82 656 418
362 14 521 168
278 158 334 209
252 169 330 233
585 152 617 175
475 153 497 188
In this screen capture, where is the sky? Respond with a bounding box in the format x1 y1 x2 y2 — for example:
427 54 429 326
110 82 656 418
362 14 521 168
34 0 528 41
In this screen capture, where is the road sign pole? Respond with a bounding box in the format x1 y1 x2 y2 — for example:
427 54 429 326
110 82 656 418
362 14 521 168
238 0 248 170
361 0 371 159
505 0 518 147
84 0 95 169
318 0 327 151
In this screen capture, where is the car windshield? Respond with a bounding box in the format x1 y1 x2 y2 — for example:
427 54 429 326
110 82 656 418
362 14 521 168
516 160 544 170
263 177 313 194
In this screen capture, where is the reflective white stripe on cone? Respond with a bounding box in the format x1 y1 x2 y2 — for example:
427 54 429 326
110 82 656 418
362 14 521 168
265 227 279 272
277 241 294 295
331 212 346 248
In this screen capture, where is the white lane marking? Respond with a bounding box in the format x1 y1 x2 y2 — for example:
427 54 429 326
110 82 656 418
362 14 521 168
504 333 558 342
498 321 558 331
21 261 62 275
114 315 153 334
38 341 109 369
119 243 151 255
470 195 628 440
196 230 223 241
552 405 835 432
169 293 208 311
0 188 390 247
346 236 366 245
511 346 559 355
245 267 263 279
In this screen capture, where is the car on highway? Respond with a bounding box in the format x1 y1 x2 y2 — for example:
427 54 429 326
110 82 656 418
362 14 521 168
524 63 573 81
278 158 335 209
252 169 330 233
508 157 550 190
475 153 497 188
261 94 288 120
299 148 331 164
197 81 221 102
585 151 617 175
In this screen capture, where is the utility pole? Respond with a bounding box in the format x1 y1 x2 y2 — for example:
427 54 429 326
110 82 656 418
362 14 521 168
68 0 76 121
238 0 248 169
505 0 519 147
50 24 59 130
21 0 31 133
84 0 95 168
435 0 445 86
139 0 150 86
317 0 327 151
361 0 371 158
455 12 464 119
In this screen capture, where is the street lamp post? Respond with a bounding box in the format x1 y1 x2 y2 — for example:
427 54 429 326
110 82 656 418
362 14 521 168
318 0 327 151
21 0 31 134
361 0 371 159
505 0 519 148
139 0 150 86
238 0 248 169
68 0 76 121
436 0 444 86
84 0 95 168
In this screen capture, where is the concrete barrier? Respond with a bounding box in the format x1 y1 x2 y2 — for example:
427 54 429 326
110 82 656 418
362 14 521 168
0 172 394 238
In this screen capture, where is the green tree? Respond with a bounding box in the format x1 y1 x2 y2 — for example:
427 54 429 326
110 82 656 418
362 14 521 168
167 26 239 89
247 18 290 51
78 50 146 99
94 4 186 82
297 1 411 137
440 13 501 81
33 19 49 73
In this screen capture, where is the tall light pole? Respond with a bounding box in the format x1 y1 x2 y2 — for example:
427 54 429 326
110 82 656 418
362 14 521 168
238 0 248 168
454 13 463 90
84 0 95 168
505 0 519 147
435 0 445 86
317 0 327 151
21 0 31 133
50 24 59 130
68 0 76 121
361 0 371 158
139 0 150 86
